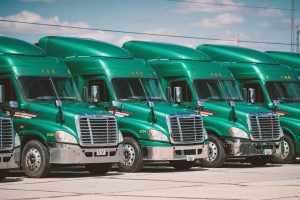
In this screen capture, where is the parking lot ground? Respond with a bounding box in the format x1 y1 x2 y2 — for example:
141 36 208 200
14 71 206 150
1 161 300 200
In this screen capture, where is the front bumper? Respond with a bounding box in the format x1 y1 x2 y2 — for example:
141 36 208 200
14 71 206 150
49 143 124 164
0 147 20 169
142 144 208 161
227 139 281 157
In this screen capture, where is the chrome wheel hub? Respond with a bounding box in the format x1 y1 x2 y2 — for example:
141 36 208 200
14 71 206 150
122 144 136 166
205 141 218 162
277 140 290 159
25 148 41 173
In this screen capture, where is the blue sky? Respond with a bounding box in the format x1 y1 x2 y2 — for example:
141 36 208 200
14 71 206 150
0 0 299 51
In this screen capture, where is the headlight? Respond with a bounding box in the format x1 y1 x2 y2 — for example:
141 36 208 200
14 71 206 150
56 131 78 144
203 128 208 141
279 128 284 138
230 127 249 139
14 133 21 147
148 129 169 142
118 130 124 143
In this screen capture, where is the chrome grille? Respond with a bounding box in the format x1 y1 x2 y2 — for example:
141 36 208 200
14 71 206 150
168 114 204 144
0 118 13 150
76 115 118 146
248 113 281 141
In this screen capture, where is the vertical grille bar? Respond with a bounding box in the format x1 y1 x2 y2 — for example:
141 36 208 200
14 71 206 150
77 115 118 146
0 118 14 151
248 113 281 141
168 114 204 144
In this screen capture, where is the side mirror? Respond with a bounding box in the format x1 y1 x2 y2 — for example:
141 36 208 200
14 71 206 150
0 85 4 104
242 88 248 102
248 88 256 104
9 101 18 108
228 100 235 107
273 100 280 110
174 87 183 103
197 100 204 108
112 100 121 108
166 87 172 102
148 101 154 108
91 85 100 103
55 100 62 107
82 87 89 103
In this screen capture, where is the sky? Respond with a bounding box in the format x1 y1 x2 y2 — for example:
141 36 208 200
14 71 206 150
0 0 299 52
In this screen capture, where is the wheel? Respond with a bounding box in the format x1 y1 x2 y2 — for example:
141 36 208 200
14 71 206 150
170 160 194 170
22 140 51 178
247 156 271 167
201 135 226 168
118 137 144 172
272 135 296 164
86 163 112 175
0 170 9 181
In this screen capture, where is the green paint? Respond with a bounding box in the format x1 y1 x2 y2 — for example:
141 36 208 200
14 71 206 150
198 44 300 154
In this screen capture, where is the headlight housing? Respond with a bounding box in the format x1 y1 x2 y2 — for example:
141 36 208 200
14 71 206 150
56 131 78 144
148 129 169 142
230 127 249 139
203 128 208 141
118 130 124 143
14 133 21 147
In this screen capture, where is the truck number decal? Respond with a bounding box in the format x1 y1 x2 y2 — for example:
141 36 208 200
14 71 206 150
139 130 146 134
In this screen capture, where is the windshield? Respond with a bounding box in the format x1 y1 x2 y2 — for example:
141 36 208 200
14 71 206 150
112 78 166 101
265 81 300 103
19 76 82 102
193 79 243 101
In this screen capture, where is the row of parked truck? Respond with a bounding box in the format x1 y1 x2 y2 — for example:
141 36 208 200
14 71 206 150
0 36 299 180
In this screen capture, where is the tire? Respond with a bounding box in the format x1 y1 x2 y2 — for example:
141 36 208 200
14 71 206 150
170 160 194 170
86 163 112 175
247 156 271 167
0 170 9 181
22 140 51 178
272 134 296 164
201 135 226 168
118 137 144 172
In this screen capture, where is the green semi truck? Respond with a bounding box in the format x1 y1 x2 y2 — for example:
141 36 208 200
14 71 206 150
198 44 300 163
0 36 123 178
38 36 208 172
0 81 20 180
266 51 300 76
123 41 283 167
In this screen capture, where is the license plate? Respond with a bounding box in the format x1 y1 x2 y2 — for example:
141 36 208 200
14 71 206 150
96 149 107 156
186 155 195 162
264 149 273 155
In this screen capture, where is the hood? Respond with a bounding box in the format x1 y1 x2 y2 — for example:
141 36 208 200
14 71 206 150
277 103 300 119
119 101 198 124
26 102 112 128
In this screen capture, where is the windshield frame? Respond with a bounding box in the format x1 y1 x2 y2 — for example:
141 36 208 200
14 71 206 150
17 75 82 103
265 80 300 103
111 77 167 102
193 78 243 102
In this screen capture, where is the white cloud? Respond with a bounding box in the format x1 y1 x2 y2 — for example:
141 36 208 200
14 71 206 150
259 9 283 17
190 13 244 28
257 22 272 28
0 10 115 42
175 0 244 14
20 0 57 2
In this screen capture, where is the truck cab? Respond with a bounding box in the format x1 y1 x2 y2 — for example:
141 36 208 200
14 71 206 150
0 86 20 181
124 41 283 167
0 36 123 178
266 51 300 76
38 36 208 172
198 44 300 164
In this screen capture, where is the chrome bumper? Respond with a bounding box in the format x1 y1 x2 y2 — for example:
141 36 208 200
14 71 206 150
228 139 281 157
49 143 124 164
143 144 208 161
0 147 20 169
